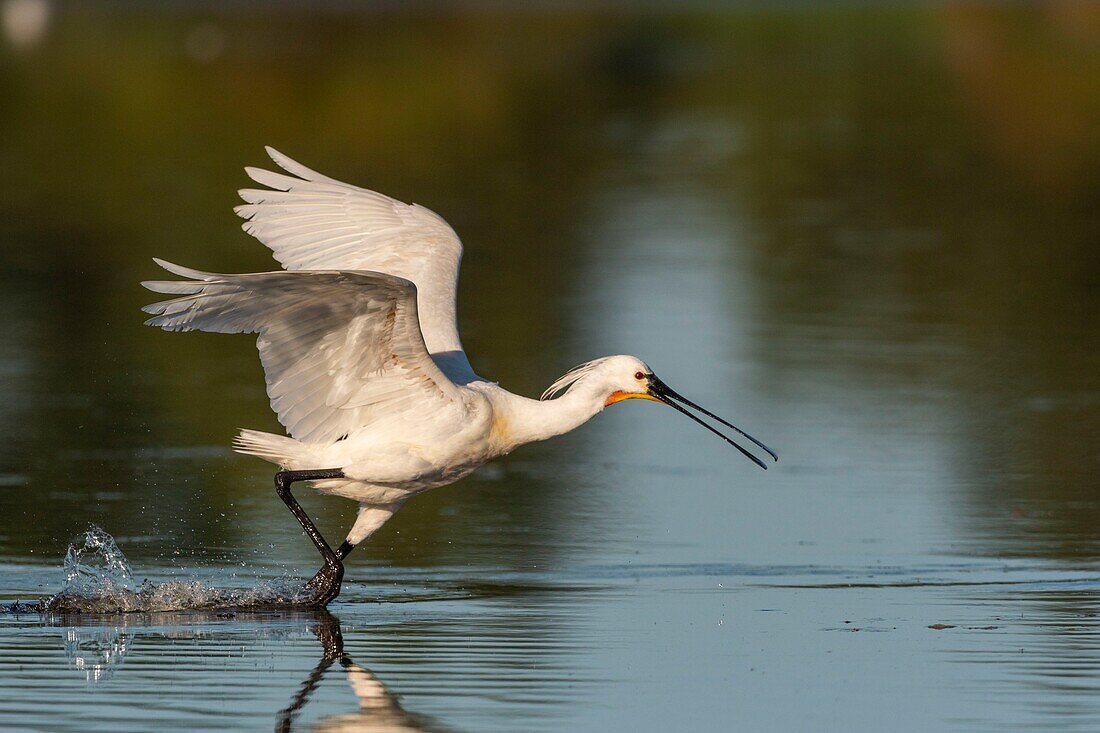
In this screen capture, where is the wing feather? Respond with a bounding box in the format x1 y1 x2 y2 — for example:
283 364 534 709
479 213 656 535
142 262 467 444
235 148 472 382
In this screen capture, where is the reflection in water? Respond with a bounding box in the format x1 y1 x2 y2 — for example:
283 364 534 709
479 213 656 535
279 611 446 733
63 624 129 683
949 588 1100 731
48 608 447 729
13 563 1100 732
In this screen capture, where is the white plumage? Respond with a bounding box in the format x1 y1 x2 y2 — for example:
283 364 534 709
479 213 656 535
142 148 775 604
237 147 472 370
144 265 464 445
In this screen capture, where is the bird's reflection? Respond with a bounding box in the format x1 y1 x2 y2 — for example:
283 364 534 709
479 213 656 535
49 605 446 731
279 609 448 733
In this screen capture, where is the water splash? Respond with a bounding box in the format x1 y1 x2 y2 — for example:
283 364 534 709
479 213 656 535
37 525 313 614
60 526 134 598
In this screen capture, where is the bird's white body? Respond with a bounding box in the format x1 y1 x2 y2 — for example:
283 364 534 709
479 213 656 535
235 376 612 542
143 148 662 551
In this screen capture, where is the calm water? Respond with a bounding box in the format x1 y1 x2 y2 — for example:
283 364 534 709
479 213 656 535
1 4 1099 731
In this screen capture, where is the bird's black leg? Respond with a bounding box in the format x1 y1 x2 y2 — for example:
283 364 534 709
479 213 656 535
305 539 354 592
274 469 346 606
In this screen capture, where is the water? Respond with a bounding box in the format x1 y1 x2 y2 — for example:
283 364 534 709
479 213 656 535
1 3 1099 731
29 526 312 613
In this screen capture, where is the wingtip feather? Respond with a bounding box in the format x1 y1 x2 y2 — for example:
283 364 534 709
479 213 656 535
151 258 216 281
264 146 333 183
245 166 298 191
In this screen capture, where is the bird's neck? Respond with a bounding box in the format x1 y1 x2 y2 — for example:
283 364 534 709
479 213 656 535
491 385 605 451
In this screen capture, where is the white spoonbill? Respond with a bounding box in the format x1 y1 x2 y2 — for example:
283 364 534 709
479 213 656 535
142 148 777 605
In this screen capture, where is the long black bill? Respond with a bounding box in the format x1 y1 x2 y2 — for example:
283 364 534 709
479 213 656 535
647 375 778 471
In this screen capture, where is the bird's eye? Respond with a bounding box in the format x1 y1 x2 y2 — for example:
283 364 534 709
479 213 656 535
634 371 645 380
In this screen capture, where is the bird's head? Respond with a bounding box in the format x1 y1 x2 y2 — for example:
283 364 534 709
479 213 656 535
541 355 778 470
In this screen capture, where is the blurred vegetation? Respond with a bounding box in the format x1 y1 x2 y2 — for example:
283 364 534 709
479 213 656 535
0 3 1097 565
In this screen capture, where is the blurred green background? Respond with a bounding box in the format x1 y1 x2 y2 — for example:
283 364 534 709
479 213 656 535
0 2 1098 566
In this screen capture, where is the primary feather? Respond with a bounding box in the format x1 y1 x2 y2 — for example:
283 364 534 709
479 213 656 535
235 147 473 385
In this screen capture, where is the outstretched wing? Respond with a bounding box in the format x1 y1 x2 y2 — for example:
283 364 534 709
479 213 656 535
142 260 468 444
236 148 470 369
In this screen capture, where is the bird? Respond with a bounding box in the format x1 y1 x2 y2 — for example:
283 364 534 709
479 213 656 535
141 147 778 606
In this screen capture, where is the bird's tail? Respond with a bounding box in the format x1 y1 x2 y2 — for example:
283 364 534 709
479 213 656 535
233 429 311 468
